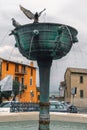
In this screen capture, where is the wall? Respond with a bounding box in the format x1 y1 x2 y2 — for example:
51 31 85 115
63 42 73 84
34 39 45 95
0 59 39 103
64 68 87 107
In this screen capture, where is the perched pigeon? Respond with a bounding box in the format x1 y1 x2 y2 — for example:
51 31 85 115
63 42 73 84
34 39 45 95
19 5 46 23
12 18 21 27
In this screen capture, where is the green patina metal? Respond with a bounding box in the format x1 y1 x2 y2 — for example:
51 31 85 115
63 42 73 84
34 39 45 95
12 23 78 60
11 13 78 130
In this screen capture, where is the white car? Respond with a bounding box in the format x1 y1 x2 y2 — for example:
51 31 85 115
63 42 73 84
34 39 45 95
0 101 11 112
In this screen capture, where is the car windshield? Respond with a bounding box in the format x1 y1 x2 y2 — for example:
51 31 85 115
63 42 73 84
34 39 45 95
50 104 65 110
0 102 10 108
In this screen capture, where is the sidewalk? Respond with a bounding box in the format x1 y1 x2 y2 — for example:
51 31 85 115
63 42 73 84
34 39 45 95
0 112 87 123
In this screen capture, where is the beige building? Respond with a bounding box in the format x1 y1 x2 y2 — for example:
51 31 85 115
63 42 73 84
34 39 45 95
64 67 87 107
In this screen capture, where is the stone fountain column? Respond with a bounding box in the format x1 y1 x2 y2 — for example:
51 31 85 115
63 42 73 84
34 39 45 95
37 58 52 130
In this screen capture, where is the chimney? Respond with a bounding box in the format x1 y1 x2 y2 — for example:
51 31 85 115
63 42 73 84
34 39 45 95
30 62 34 67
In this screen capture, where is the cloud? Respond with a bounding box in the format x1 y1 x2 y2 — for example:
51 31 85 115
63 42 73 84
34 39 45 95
0 0 87 92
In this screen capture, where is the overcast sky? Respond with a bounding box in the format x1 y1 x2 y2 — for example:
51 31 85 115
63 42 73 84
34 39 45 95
0 0 87 92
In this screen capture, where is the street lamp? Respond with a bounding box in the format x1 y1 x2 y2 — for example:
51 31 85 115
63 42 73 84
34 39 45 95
11 91 15 101
71 87 77 105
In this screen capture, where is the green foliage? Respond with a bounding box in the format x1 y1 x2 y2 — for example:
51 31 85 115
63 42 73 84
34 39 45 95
0 80 20 100
1 91 11 100
13 80 20 96
13 80 27 95
0 80 26 101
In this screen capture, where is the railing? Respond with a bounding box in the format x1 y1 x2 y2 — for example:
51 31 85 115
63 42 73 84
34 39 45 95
10 102 39 112
15 70 27 75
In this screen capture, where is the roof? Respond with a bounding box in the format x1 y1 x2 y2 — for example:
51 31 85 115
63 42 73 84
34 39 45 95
66 67 87 74
0 57 36 69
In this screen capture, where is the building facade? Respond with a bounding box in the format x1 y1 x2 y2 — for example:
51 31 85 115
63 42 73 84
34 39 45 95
64 67 87 107
59 81 65 98
0 58 40 103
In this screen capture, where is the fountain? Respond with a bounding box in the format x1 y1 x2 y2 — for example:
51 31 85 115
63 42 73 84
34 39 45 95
11 5 78 130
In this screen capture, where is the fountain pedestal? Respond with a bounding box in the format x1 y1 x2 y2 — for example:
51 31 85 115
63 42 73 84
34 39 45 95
37 59 52 130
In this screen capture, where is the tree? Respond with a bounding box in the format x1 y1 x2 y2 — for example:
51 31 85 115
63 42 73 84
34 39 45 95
13 80 20 96
12 80 26 100
1 91 11 100
0 80 20 102
0 80 26 102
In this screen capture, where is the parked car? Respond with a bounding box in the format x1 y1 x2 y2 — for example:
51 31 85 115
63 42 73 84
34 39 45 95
50 102 68 112
0 101 39 112
49 100 78 113
60 101 71 110
0 101 11 112
0 101 19 113
68 105 78 113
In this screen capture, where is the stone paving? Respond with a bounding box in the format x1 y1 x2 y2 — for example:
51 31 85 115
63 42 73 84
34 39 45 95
0 112 87 123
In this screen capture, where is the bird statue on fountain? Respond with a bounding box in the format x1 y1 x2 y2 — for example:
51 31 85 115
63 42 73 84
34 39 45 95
19 5 46 23
11 18 21 28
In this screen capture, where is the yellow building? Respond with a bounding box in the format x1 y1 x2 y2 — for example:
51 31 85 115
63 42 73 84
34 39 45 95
64 67 87 107
0 58 40 103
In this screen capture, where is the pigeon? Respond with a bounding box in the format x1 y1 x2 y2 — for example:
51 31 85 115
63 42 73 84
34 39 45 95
12 18 21 27
19 5 46 23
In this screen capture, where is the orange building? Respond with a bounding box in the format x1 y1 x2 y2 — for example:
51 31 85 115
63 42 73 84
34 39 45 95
0 58 40 103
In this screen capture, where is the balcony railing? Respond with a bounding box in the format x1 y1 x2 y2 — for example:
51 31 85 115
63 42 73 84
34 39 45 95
15 70 27 75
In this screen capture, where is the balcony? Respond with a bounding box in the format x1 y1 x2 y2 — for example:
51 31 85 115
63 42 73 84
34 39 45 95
15 70 27 75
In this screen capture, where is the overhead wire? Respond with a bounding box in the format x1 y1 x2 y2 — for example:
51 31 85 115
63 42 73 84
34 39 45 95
0 30 11 46
51 25 74 88
8 46 15 61
0 29 29 64
75 42 87 67
28 35 34 59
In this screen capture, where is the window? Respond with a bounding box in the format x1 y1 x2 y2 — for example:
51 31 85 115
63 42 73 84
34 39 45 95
71 87 77 95
74 87 77 94
31 68 33 76
80 76 83 83
30 78 32 86
15 64 19 72
38 95 40 100
21 77 24 85
15 77 19 82
80 90 84 98
22 66 26 73
6 62 9 71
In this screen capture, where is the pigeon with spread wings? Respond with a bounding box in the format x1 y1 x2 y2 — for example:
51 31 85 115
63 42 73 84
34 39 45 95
19 5 46 23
